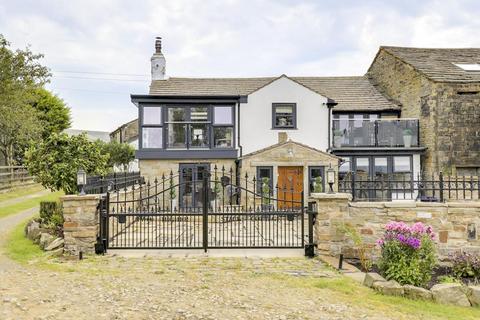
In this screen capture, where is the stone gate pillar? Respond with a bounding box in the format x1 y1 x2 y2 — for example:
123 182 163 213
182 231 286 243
309 193 351 256
61 194 101 254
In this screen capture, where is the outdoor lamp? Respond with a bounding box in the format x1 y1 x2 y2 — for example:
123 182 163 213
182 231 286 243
326 165 335 194
77 169 87 195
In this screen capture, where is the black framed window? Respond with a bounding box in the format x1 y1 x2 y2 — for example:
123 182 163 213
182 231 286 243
272 103 296 129
256 166 273 194
393 156 412 180
141 105 163 148
308 166 325 194
213 106 234 148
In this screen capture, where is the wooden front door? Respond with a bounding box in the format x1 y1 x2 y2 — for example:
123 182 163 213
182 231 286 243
277 166 303 208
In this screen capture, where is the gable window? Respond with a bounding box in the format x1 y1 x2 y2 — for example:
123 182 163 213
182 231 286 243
272 103 296 129
141 105 163 148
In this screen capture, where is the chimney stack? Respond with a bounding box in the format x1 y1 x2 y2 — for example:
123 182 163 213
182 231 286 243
151 36 166 80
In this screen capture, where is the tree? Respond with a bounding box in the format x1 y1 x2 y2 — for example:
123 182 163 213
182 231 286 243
0 34 50 166
30 88 71 138
25 133 109 194
98 140 135 171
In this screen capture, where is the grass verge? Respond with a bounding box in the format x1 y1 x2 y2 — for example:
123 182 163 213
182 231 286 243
4 217 45 264
0 184 45 202
0 191 63 219
273 274 480 320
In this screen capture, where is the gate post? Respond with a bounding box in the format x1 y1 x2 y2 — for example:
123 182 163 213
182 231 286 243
305 201 317 257
95 193 108 254
202 171 209 252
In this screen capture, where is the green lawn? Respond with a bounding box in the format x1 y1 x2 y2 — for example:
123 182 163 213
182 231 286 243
298 276 480 320
0 184 45 203
0 191 64 219
4 217 45 264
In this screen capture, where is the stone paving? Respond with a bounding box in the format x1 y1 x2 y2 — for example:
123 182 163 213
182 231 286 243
107 214 305 249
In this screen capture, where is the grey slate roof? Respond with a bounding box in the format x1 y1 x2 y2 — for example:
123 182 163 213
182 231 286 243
379 46 480 83
149 75 400 111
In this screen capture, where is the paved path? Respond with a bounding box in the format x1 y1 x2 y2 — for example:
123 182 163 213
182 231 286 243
0 189 49 208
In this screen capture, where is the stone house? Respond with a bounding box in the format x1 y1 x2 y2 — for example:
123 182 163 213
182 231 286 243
129 38 425 206
367 46 480 176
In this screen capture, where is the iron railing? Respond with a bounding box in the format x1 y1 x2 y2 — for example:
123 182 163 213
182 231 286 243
98 165 307 252
84 171 144 194
332 118 419 148
339 172 479 202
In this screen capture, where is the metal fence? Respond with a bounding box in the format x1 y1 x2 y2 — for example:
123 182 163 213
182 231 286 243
84 171 144 194
339 172 480 202
0 166 35 191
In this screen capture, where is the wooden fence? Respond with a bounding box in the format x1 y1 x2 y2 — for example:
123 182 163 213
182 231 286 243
0 166 35 191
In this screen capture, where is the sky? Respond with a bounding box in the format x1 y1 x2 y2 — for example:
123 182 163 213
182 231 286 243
1 0 480 132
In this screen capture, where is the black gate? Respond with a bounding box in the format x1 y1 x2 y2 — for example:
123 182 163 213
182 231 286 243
98 166 315 255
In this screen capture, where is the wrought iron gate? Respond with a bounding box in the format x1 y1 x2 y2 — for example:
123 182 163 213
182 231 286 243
97 167 315 255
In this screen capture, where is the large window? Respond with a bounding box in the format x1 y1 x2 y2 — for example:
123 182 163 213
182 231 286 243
141 105 163 148
213 106 233 148
272 103 296 129
142 128 162 148
140 105 234 150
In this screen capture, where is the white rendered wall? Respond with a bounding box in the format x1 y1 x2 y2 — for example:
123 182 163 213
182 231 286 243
240 76 329 155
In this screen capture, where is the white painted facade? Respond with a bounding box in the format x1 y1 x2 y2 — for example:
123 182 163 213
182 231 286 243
239 76 330 155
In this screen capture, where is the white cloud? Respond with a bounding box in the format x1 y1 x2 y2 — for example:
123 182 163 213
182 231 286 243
0 0 479 130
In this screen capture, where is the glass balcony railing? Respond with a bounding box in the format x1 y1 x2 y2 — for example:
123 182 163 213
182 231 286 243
332 119 419 148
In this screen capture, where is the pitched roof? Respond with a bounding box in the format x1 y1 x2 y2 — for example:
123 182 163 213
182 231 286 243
149 76 400 111
241 139 340 160
379 46 480 83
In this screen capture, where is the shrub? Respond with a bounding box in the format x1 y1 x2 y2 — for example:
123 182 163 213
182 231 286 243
39 201 63 229
340 224 372 272
377 221 436 287
450 251 480 280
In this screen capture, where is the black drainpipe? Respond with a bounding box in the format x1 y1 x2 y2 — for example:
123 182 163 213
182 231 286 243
237 100 242 157
326 99 337 152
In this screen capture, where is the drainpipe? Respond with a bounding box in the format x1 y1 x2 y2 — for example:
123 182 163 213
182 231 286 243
326 99 337 152
237 100 243 157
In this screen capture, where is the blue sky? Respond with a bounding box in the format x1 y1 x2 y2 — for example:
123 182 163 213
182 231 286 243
1 0 480 132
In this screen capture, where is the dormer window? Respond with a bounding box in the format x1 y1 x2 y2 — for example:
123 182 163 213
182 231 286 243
272 103 296 129
453 63 480 71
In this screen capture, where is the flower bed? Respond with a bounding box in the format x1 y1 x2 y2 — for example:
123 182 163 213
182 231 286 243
346 221 480 307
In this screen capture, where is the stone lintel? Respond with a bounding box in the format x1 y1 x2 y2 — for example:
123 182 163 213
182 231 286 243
310 193 352 201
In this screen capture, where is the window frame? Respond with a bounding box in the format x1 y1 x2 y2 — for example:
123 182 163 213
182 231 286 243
272 103 297 129
256 166 273 195
308 166 325 195
140 104 164 149
139 104 235 150
212 106 234 149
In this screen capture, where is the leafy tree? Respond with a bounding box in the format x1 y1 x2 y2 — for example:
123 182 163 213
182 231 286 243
25 133 109 194
30 88 71 138
0 34 50 165
98 140 135 171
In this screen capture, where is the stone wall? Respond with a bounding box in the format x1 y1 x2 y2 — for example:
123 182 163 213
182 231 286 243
311 193 480 260
367 49 480 175
61 194 101 255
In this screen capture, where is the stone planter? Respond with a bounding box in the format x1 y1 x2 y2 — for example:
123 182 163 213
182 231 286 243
403 134 412 147
333 136 342 148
